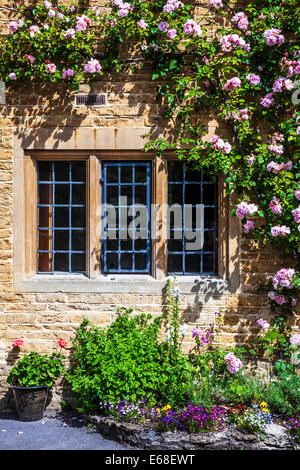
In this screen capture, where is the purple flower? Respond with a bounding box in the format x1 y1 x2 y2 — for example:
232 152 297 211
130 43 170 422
271 225 291 237
264 28 285 46
137 19 147 30
9 21 19 33
62 69 75 79
84 58 101 74
158 21 169 32
168 28 177 39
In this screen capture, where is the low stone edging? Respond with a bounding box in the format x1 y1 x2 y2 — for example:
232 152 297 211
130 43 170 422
88 415 299 450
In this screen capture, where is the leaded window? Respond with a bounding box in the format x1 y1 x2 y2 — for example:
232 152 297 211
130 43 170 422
37 161 86 274
167 161 218 275
101 161 152 274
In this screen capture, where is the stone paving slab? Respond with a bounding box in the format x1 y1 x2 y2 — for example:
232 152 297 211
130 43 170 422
0 410 133 450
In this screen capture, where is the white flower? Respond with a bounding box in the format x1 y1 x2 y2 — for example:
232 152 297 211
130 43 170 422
173 286 181 298
180 324 188 337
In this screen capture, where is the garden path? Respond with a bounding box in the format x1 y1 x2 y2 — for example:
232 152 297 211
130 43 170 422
0 410 133 450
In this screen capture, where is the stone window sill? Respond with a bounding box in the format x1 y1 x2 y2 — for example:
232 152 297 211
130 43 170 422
17 274 230 295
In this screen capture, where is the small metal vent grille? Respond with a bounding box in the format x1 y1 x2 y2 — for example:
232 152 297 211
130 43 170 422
75 94 107 106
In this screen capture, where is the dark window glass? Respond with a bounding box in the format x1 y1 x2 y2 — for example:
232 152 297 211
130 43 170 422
55 184 70 205
54 162 69 181
54 230 69 251
167 254 183 274
121 166 132 183
72 184 86 205
72 161 86 182
54 253 69 272
38 162 52 182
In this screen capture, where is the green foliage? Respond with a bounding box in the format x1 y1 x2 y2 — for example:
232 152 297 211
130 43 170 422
217 374 265 406
189 343 265 406
66 308 194 413
6 352 65 387
249 316 293 361
265 369 300 416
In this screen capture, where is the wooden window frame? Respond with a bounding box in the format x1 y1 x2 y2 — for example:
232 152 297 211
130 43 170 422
21 151 234 285
24 153 101 279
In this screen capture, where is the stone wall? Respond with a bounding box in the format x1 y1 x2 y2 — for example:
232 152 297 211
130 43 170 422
0 0 299 410
88 415 299 450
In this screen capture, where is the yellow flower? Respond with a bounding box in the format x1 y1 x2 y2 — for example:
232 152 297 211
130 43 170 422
262 408 269 413
156 408 160 414
150 402 155 407
163 404 171 411
260 401 267 408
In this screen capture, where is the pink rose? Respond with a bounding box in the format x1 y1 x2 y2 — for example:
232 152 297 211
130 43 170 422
29 25 40 38
256 319 270 331
261 93 274 108
183 20 201 37
158 21 169 32
272 268 295 290
46 63 57 74
84 58 101 74
269 197 283 215
62 69 74 79
247 155 255 165
168 28 177 39
236 201 258 219
271 225 291 237
63 28 76 39
224 77 241 92
275 294 287 305
246 73 261 86
292 206 300 224
243 220 255 233
264 29 285 46
9 21 19 33
137 19 147 30
209 0 223 7
290 333 300 346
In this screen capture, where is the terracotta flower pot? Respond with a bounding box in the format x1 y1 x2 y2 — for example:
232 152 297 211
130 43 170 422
10 385 49 422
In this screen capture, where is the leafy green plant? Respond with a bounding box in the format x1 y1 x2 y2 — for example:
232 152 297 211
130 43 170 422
215 373 265 406
6 352 65 387
66 308 194 413
250 316 293 362
264 370 300 416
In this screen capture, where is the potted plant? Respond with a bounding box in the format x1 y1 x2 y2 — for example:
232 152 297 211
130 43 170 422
6 339 67 421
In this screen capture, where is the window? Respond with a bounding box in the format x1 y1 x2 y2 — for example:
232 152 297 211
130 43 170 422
23 154 221 281
36 161 86 274
167 161 218 275
101 161 152 274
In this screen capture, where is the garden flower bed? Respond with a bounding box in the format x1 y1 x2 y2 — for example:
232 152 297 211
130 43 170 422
60 278 300 450
88 411 299 451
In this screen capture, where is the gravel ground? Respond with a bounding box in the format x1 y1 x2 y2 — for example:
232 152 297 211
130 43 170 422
0 410 134 450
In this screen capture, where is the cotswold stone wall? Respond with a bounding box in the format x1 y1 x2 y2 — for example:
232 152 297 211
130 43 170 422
0 0 299 410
